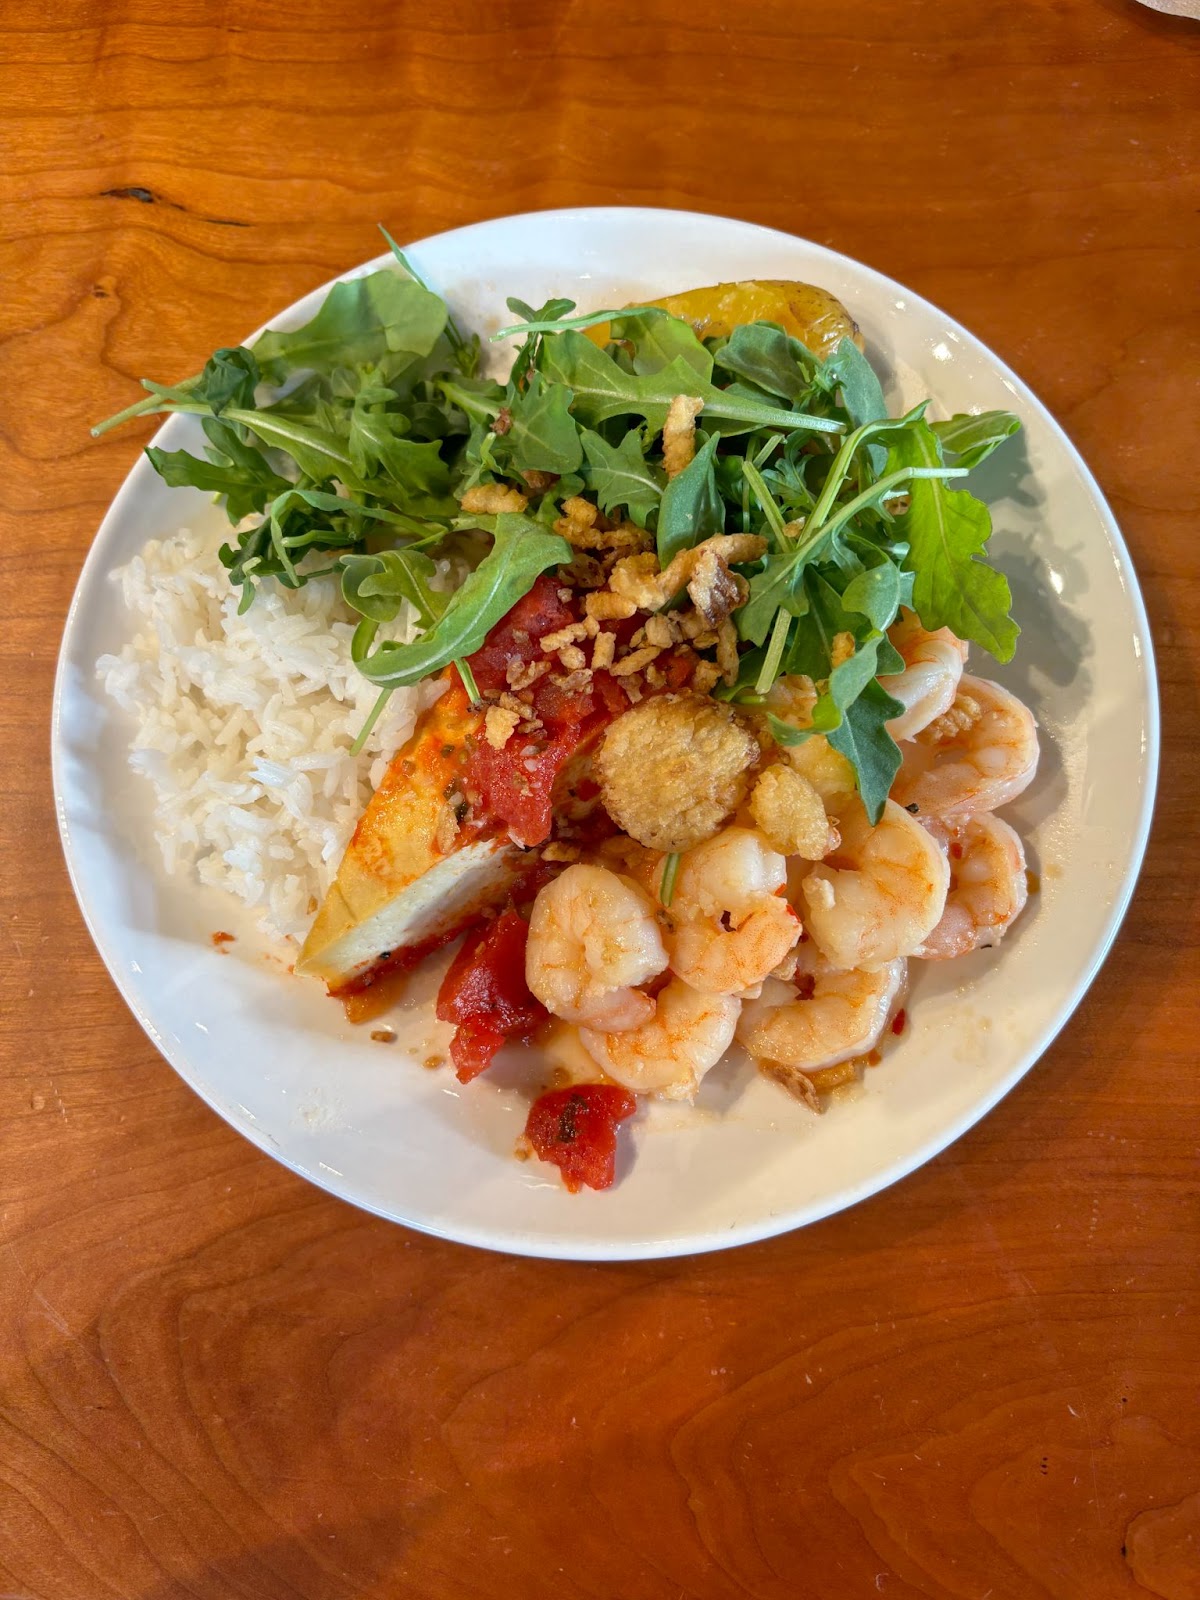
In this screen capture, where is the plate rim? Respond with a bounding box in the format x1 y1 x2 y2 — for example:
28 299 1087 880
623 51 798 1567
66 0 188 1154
52 205 1161 1259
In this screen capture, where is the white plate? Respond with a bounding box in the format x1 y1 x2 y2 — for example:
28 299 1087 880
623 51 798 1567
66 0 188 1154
53 207 1158 1260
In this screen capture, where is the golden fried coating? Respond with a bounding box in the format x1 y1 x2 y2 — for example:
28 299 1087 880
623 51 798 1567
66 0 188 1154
554 496 649 554
608 553 664 609
662 394 704 479
749 765 838 860
596 693 759 852
484 704 521 750
686 545 747 629
459 483 529 514
658 534 766 604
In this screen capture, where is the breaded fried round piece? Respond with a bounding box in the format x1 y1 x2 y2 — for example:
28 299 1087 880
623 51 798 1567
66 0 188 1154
596 694 759 852
749 765 837 860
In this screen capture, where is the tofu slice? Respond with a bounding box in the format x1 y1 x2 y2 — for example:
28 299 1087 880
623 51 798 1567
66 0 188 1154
297 683 523 992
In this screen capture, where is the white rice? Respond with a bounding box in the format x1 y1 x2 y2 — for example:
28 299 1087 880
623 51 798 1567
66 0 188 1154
97 526 446 942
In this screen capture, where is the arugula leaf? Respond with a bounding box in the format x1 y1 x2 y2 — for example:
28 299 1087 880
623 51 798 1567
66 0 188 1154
656 433 724 564
739 552 809 646
505 295 577 326
886 421 1019 661
763 712 809 747
355 515 571 689
932 410 1021 470
379 225 480 377
437 375 505 427
826 337 887 472
713 322 816 403
840 557 908 632
252 270 447 384
736 414 959 647
191 347 261 415
262 488 434 585
209 405 361 486
768 573 901 765
540 331 844 438
504 372 583 475
785 571 859 681
608 310 713 382
827 681 905 824
494 304 653 338
503 296 578 392
146 417 290 524
826 337 887 427
340 549 444 627
579 428 665 526
347 407 456 512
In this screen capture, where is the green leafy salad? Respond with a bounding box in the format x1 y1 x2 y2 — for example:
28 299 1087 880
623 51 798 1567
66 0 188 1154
95 235 1022 822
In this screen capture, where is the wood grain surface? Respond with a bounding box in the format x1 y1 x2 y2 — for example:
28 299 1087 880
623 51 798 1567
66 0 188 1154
3 2 1199 1595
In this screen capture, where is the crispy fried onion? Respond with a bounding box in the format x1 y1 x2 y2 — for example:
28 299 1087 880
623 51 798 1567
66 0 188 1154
459 482 529 514
606 534 766 622
553 495 650 554
662 394 705 479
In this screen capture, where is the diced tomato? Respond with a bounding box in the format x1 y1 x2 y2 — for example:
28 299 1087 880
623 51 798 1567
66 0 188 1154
436 910 546 1083
462 578 624 845
460 573 692 845
523 1084 639 1193
594 671 631 719
449 1025 508 1083
466 575 576 694
466 719 597 847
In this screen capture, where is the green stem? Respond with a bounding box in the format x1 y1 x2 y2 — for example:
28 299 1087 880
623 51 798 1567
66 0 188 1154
349 687 393 756
755 609 792 696
741 458 789 546
493 307 651 340
790 466 967 568
659 852 681 908
91 388 207 437
455 658 481 705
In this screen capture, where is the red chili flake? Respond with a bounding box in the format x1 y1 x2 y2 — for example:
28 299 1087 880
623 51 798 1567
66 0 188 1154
950 841 965 860
523 1084 638 1193
210 930 235 948
891 1008 907 1036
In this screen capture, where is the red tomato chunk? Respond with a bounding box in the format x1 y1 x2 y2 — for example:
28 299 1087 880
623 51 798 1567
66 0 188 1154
465 575 577 694
436 910 546 1083
461 574 629 847
524 1084 638 1193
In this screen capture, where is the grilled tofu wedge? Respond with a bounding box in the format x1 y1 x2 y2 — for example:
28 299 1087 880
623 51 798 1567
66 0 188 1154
297 684 523 993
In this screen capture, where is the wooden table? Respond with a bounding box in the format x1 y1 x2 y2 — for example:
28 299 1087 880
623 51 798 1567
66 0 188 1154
4 3 1199 1595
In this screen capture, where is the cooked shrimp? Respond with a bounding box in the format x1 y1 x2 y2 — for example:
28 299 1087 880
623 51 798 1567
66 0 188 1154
915 813 1029 960
799 797 949 970
666 827 801 994
525 864 668 1031
891 675 1039 818
879 610 969 741
580 981 740 1100
737 948 906 1078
